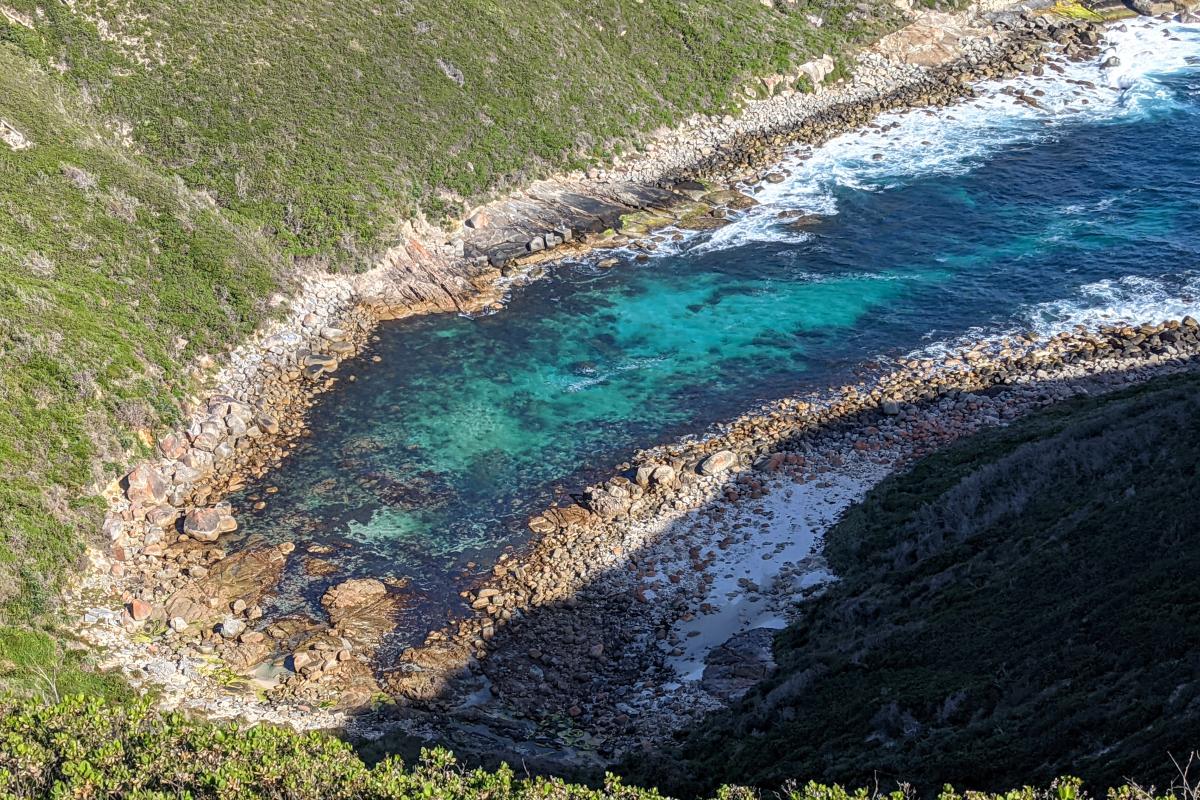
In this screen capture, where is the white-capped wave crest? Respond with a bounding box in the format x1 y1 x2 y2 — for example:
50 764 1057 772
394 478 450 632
680 18 1199 257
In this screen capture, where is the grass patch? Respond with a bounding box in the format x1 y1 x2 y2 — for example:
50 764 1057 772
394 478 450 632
4 0 909 268
1048 1 1105 21
0 626 132 703
0 47 282 629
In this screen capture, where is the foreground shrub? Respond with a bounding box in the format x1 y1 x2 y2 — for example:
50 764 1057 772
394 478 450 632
0 696 1185 800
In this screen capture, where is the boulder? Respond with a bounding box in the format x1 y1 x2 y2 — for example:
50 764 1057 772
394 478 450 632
224 640 270 672
217 617 246 638
125 465 168 507
528 514 556 534
534 503 594 531
321 578 405 648
224 414 248 439
1129 0 1155 14
699 449 737 476
146 504 180 529
585 489 629 519
651 464 678 487
157 432 189 460
183 508 223 542
320 326 349 342
797 54 835 87
635 465 655 488
290 649 318 672
190 422 224 452
303 353 338 369
701 627 778 702
551 504 592 527
321 578 388 620
127 599 153 622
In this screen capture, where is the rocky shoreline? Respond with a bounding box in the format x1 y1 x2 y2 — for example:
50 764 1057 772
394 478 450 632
64 0 1196 745
367 317 1200 765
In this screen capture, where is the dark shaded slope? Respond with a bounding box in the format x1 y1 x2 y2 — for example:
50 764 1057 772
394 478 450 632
630 371 1200 796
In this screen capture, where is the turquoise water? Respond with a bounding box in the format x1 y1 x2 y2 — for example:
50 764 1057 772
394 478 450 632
231 20 1200 641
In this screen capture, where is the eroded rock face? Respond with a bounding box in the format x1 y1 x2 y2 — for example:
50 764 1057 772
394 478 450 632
321 577 387 621
529 502 595 533
320 577 405 650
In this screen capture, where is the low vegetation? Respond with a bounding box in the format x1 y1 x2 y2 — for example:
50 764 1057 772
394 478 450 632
3 0 906 269
628 372 1200 796
0 47 283 630
0 694 1187 800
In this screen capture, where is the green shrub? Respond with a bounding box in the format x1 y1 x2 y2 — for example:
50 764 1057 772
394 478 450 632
0 696 1184 800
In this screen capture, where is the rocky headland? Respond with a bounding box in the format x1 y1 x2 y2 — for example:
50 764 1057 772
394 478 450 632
66 0 1200 757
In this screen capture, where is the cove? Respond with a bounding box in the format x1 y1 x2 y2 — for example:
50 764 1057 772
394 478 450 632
229 20 1200 647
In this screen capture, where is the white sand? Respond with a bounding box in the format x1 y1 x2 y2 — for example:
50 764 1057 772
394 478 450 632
658 452 892 682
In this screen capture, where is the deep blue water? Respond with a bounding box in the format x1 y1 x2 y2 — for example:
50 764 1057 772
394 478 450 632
229 20 1200 642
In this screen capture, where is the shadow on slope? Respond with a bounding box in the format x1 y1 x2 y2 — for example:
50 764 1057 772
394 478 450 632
623 370 1200 796
350 367 1200 796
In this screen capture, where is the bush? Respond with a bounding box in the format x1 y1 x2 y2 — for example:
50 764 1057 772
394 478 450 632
0 696 1184 800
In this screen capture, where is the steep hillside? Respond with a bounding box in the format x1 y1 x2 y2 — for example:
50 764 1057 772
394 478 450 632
2 0 901 269
0 48 283 616
0 42 287 691
629 371 1200 795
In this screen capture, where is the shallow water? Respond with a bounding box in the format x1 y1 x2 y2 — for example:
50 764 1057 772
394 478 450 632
230 20 1200 643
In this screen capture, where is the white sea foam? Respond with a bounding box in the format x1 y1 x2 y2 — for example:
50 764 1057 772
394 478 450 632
907 272 1200 363
683 18 1199 257
1023 274 1200 335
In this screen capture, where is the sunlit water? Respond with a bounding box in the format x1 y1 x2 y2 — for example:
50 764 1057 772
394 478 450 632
229 20 1200 643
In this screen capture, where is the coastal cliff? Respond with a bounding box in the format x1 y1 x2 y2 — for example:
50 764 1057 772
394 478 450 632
71 2 1123 732
2 0 1200 796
